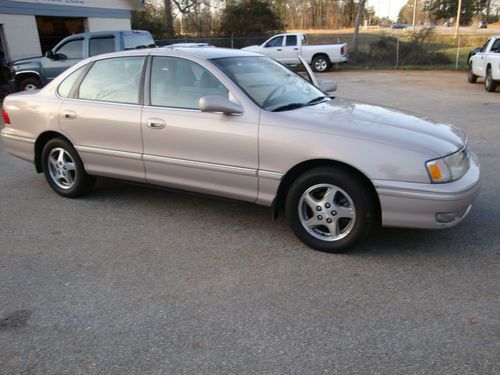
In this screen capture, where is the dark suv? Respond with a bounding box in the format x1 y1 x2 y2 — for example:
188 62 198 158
8 30 155 92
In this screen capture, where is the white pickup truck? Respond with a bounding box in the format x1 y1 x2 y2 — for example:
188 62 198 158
242 33 348 72
468 35 500 92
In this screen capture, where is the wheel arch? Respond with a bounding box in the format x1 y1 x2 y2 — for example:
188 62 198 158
311 52 330 63
34 131 73 173
15 72 42 89
272 159 381 224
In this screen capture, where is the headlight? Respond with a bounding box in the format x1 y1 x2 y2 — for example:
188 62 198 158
426 145 470 183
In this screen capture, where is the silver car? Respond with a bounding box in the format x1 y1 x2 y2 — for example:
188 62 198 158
0 48 480 252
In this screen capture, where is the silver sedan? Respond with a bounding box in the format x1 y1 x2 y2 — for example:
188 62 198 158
0 48 480 252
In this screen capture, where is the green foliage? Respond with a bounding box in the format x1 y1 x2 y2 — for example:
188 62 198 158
367 28 451 65
131 2 171 39
219 0 283 36
430 0 485 25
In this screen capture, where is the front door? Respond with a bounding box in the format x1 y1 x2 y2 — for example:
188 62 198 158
141 56 259 202
262 35 286 63
44 38 85 82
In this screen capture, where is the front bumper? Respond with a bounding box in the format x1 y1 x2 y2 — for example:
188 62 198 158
374 152 480 229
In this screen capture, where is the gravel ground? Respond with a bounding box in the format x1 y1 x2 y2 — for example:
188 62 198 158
0 70 499 374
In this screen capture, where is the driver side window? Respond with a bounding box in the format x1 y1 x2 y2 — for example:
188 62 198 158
150 56 228 109
480 40 491 53
491 39 500 52
56 39 83 59
265 36 284 48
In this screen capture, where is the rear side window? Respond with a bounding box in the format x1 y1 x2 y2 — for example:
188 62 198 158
286 35 297 46
56 39 83 59
123 32 155 50
89 36 115 57
78 57 145 104
57 65 85 98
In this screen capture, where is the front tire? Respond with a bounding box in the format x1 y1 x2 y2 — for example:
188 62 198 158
485 67 497 92
285 167 377 253
312 55 331 73
19 77 42 91
41 138 94 198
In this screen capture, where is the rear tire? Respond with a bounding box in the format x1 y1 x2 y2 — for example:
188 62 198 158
312 55 331 73
467 65 478 83
285 166 377 253
19 77 42 91
485 67 497 92
41 138 95 198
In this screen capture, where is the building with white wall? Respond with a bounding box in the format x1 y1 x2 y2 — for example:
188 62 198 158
0 0 144 62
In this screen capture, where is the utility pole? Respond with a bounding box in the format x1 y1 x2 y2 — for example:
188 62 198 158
455 0 462 37
412 0 417 29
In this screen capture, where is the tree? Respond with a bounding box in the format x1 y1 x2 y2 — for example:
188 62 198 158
352 0 366 58
430 0 478 24
131 1 171 39
163 0 175 37
219 0 283 35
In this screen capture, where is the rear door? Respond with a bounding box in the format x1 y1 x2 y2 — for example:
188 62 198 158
88 35 116 57
279 35 300 64
59 55 147 181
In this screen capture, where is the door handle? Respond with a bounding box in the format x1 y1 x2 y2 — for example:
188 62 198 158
63 110 77 119
294 48 299 50
277 48 282 51
146 119 166 129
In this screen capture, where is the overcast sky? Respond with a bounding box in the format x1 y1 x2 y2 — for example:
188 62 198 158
368 0 408 20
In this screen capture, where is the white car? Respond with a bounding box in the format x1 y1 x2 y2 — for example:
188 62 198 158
242 33 348 72
468 35 500 92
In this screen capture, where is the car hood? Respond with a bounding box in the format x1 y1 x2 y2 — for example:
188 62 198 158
242 45 259 51
272 98 466 157
10 56 43 66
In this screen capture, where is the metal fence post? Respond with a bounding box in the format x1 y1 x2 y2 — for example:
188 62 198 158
396 37 400 69
231 33 234 49
455 35 461 70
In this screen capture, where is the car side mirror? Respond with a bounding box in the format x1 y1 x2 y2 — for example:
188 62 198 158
199 95 243 115
318 80 337 92
45 50 57 60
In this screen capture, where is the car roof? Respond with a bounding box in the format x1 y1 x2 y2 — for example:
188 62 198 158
90 47 262 62
64 30 151 39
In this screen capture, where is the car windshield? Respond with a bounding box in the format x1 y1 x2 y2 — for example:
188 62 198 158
212 56 327 111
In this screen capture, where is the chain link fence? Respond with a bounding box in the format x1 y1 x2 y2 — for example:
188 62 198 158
157 32 495 70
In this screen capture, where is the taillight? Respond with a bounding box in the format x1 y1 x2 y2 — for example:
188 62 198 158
2 110 10 125
341 46 345 55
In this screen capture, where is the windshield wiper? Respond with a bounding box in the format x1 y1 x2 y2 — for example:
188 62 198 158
272 96 330 112
271 103 306 112
306 96 328 105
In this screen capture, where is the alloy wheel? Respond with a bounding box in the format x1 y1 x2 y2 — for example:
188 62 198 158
298 183 356 241
47 147 77 190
